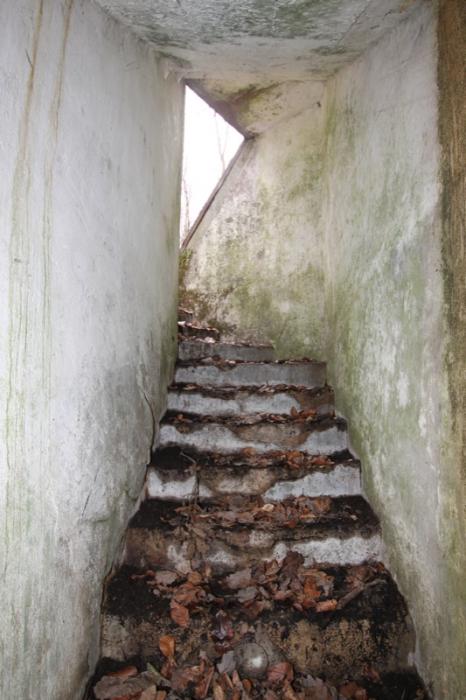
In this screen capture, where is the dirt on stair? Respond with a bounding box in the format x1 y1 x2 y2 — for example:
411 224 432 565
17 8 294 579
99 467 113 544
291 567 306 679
88 315 430 700
93 553 427 699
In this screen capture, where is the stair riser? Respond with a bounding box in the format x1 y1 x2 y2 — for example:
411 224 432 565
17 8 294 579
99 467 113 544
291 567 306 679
159 423 347 455
178 325 221 340
102 610 413 683
174 362 326 388
124 528 383 575
178 340 275 362
178 309 194 323
167 389 333 417
146 464 361 500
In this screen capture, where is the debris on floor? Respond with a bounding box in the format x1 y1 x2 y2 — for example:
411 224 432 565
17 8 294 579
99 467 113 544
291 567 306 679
90 314 430 700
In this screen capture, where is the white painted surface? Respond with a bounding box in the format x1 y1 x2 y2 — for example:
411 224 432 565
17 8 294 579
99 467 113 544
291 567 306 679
0 2 183 699
147 468 198 500
146 463 360 500
157 532 383 572
273 534 384 567
159 423 347 454
264 465 361 500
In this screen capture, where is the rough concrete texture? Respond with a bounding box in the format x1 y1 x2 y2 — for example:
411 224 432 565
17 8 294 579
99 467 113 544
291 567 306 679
167 385 334 417
322 6 463 699
159 419 348 455
95 0 425 134
174 360 326 387
0 2 183 699
181 109 329 358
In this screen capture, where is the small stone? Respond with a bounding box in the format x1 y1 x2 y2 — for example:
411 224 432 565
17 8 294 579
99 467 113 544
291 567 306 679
234 642 269 679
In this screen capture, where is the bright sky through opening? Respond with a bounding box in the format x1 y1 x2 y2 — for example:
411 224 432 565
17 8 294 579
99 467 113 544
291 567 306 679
180 87 243 241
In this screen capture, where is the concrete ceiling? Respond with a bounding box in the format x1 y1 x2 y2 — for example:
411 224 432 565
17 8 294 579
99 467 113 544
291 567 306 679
97 0 424 133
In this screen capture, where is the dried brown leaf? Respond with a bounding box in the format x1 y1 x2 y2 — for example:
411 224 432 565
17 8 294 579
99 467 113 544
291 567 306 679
159 635 175 659
213 682 226 700
188 571 204 585
339 681 368 699
139 688 157 700
267 661 294 684
315 599 338 613
170 600 190 628
107 667 139 680
195 666 214 699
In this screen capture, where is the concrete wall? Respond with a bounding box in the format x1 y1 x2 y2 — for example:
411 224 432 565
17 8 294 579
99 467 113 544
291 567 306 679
0 2 183 698
182 89 328 359
322 4 464 699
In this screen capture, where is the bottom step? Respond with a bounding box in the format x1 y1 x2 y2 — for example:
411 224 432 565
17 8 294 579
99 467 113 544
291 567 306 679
100 558 417 689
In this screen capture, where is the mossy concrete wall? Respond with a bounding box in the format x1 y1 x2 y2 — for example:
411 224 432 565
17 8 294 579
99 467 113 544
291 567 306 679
182 89 328 359
0 1 183 698
322 4 465 698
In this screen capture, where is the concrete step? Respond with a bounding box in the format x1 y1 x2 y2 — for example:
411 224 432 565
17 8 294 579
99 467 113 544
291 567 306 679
159 414 347 455
178 338 275 362
123 496 382 574
167 384 334 417
101 562 414 684
146 447 361 500
178 321 220 340
178 307 194 323
174 359 326 388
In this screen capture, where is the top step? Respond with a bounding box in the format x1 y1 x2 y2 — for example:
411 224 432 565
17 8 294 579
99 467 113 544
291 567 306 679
179 338 275 363
178 321 220 340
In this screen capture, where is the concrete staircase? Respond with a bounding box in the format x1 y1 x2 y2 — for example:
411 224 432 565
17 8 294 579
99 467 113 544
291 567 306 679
90 315 429 700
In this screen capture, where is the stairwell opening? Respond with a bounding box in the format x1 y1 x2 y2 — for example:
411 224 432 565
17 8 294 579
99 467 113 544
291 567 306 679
180 86 243 246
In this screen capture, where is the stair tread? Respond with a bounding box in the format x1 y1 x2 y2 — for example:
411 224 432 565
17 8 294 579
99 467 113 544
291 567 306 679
167 385 334 419
179 338 274 349
151 445 358 471
168 383 332 398
105 561 403 625
159 413 348 456
129 495 379 539
177 358 324 367
146 447 361 501
162 412 342 427
174 360 326 390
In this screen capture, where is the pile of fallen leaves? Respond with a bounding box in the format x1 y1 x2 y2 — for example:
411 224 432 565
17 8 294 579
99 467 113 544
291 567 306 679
156 446 337 473
173 495 336 531
167 409 322 428
130 553 385 628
